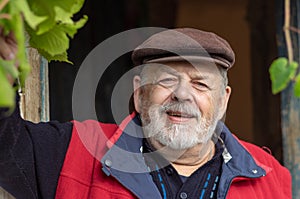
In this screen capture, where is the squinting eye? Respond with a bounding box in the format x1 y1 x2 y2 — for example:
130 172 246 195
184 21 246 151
157 78 178 87
193 81 209 90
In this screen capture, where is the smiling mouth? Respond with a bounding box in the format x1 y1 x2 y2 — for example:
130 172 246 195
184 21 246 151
166 111 195 118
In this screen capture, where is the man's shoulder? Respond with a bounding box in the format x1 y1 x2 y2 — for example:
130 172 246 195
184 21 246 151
238 139 288 172
72 119 119 138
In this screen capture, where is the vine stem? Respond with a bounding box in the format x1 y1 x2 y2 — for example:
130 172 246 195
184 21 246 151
284 0 293 63
289 26 300 34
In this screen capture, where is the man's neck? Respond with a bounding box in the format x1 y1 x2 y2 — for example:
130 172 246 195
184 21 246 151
148 139 216 176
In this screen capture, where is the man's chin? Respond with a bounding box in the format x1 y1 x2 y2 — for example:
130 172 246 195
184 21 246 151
150 136 199 151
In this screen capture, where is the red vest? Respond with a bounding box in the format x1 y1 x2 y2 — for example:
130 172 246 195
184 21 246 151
55 116 291 199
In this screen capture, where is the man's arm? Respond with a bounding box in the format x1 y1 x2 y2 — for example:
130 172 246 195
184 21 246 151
0 104 39 198
0 29 73 199
0 100 73 199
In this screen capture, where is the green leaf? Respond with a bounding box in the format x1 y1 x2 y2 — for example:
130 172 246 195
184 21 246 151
0 66 15 108
35 18 56 35
28 0 82 15
0 0 87 108
54 6 74 24
26 0 86 35
70 0 86 14
60 15 88 38
14 0 47 29
10 12 31 87
269 57 298 94
25 0 87 59
18 62 31 87
294 74 300 97
38 49 72 63
28 25 69 56
0 59 19 79
28 15 87 58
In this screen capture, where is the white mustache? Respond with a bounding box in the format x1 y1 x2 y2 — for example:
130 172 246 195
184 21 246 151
160 102 201 118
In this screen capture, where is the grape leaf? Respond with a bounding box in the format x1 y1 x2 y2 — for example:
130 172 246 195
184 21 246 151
14 0 47 29
294 74 300 97
28 25 70 56
0 66 15 108
0 59 19 79
269 57 298 94
27 0 85 35
35 18 56 36
28 0 84 15
70 0 86 14
54 6 74 24
10 11 31 86
0 0 87 108
38 49 72 63
59 15 88 38
27 15 87 59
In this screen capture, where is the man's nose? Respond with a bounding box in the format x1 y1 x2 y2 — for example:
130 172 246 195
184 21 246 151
171 81 193 102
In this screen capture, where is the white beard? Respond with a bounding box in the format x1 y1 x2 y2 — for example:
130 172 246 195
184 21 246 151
141 102 219 150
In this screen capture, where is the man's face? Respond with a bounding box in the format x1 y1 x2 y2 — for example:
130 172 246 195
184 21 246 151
133 61 231 150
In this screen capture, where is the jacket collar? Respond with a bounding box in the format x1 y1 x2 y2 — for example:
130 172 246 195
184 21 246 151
101 115 269 199
101 114 162 199
217 124 267 198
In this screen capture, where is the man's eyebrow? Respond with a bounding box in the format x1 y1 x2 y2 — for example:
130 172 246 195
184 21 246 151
189 72 210 80
157 67 179 76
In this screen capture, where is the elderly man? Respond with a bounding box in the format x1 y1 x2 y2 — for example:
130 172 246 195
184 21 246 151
0 28 291 199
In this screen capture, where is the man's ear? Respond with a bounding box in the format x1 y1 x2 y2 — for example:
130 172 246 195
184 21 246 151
133 75 142 113
218 86 231 120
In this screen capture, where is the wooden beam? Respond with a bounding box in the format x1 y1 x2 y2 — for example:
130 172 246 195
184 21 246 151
20 48 49 123
276 0 300 197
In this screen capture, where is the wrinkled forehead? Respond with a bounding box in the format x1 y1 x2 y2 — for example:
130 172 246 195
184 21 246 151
140 60 222 78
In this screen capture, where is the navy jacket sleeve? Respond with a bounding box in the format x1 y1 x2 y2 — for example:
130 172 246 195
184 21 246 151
0 103 73 199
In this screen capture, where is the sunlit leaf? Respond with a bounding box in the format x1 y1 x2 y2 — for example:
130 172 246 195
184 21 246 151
294 74 300 97
38 49 72 63
0 59 19 78
269 57 298 94
14 0 47 29
0 0 87 107
0 67 15 107
28 25 69 56
60 15 88 38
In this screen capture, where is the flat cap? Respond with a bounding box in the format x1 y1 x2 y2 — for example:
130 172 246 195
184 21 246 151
132 28 235 69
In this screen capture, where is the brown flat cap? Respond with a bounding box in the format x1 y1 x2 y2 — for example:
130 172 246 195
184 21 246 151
132 28 235 69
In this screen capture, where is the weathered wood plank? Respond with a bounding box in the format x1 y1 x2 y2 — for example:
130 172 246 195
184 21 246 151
276 0 300 197
20 47 42 123
281 86 300 198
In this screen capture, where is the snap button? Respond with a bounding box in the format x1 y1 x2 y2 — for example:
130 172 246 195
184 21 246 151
252 169 258 174
105 159 112 167
180 192 188 199
140 146 143 153
166 167 173 175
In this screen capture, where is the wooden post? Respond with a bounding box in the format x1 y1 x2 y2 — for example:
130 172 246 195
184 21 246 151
276 0 300 198
20 48 49 122
0 48 49 198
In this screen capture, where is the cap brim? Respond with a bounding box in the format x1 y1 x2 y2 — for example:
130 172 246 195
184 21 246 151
144 55 230 68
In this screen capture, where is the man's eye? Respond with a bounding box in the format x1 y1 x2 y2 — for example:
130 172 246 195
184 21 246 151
157 78 178 87
193 81 209 90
